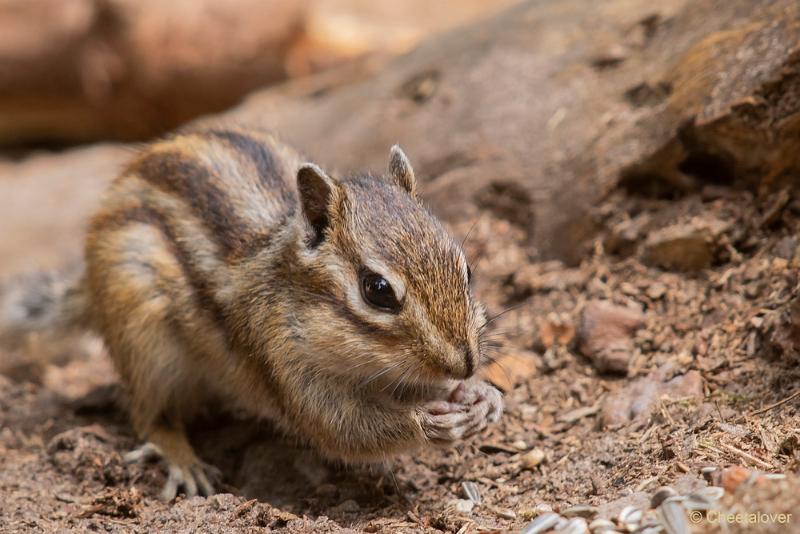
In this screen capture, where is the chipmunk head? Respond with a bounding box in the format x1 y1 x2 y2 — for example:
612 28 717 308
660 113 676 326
292 146 483 386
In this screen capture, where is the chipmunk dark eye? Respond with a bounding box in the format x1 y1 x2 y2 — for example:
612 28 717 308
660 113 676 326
360 272 401 312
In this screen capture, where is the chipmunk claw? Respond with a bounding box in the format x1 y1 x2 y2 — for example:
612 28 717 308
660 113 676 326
124 442 216 500
420 381 503 445
161 463 215 501
124 442 163 464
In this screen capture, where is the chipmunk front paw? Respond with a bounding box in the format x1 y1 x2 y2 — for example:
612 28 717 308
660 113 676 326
419 380 503 446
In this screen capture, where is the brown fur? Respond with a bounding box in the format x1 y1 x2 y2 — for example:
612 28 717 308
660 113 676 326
26 127 500 498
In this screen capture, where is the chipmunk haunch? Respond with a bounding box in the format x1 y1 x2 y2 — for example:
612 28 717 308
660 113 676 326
9 127 504 500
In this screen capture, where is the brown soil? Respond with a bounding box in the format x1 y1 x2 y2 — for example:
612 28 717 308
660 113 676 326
1 177 799 533
2 1 800 531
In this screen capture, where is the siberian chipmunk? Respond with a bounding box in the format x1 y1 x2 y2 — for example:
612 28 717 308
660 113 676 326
0 127 502 500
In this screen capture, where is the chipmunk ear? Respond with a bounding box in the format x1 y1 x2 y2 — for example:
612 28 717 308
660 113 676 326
297 163 340 247
388 145 417 197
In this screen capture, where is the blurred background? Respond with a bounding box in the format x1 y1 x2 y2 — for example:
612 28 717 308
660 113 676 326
0 0 517 145
0 0 518 277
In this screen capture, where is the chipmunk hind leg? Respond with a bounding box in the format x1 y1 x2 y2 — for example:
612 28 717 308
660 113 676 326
113 307 219 500
86 222 218 499
109 299 218 500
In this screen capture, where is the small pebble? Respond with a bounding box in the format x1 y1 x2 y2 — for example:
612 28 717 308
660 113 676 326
562 505 598 519
512 440 529 451
521 448 547 469
490 506 516 520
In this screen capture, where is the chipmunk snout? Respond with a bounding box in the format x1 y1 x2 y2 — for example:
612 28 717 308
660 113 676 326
433 344 478 380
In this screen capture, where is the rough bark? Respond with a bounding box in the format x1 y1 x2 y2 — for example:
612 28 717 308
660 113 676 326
0 0 515 145
0 0 308 144
214 0 800 264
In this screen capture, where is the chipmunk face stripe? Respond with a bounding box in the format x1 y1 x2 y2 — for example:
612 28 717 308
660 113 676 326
132 149 251 256
277 252 401 342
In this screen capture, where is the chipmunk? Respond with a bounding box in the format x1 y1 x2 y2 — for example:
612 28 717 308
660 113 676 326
0 127 502 500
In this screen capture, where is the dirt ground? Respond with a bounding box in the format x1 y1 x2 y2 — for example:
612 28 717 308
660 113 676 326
1 158 799 533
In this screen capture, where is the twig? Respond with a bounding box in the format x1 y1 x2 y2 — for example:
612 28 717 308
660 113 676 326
750 390 800 416
718 441 773 470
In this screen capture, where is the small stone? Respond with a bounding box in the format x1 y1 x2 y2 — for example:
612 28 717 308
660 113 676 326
577 300 645 374
512 440 529 451
562 505 598 519
642 217 729 272
536 503 555 514
520 447 547 469
480 348 539 392
490 506 516 520
600 363 704 427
